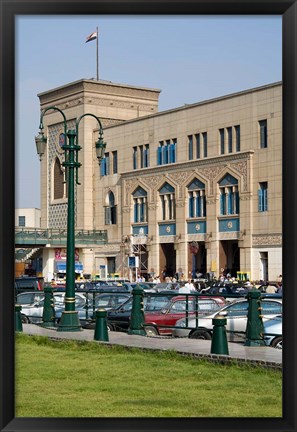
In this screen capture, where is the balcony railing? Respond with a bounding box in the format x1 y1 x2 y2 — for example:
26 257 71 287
15 227 107 246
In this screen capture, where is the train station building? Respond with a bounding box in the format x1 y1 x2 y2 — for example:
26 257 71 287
34 78 282 282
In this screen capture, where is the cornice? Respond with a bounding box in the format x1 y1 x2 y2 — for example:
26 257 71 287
121 151 254 180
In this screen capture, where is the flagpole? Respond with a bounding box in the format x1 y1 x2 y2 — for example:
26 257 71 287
96 26 99 80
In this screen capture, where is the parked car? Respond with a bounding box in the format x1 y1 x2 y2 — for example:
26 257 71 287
101 293 177 332
172 298 282 341
143 295 226 336
17 291 88 324
105 294 225 335
263 315 282 349
16 291 45 307
15 276 44 294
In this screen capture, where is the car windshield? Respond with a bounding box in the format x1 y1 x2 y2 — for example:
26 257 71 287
261 301 282 315
95 294 129 309
17 293 44 305
145 296 172 311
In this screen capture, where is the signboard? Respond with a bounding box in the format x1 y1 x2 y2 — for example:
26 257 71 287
128 256 139 268
99 265 107 279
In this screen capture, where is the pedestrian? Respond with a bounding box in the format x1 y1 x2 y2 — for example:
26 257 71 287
179 280 195 294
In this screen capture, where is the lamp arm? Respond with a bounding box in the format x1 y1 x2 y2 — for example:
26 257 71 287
39 106 67 136
75 113 104 138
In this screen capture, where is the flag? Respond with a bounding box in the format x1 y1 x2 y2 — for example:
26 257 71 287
85 31 97 43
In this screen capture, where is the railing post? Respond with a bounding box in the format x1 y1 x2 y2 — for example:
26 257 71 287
42 285 56 327
244 289 266 346
15 304 23 332
128 285 146 336
94 309 109 341
210 316 229 355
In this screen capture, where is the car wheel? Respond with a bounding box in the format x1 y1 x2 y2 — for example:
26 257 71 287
21 314 29 324
189 329 212 340
107 323 114 332
271 336 282 349
145 326 158 336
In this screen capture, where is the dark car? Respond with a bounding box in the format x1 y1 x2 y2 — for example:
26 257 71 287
105 292 178 332
15 276 44 294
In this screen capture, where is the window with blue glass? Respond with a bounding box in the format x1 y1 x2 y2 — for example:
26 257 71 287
202 132 207 157
219 129 225 154
219 174 239 215
18 216 26 227
133 186 148 223
258 182 268 212
159 182 175 220
157 139 176 165
259 119 268 148
188 179 206 218
112 151 118 174
144 144 149 167
133 147 137 169
227 127 232 153
170 139 176 163
188 135 193 160
104 191 117 225
195 134 200 159
235 125 240 152
100 153 110 176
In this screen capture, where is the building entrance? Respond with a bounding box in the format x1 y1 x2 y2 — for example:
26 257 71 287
159 243 176 280
219 240 240 277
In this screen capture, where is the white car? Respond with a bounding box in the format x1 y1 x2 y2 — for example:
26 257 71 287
263 315 282 349
17 292 88 324
172 298 282 341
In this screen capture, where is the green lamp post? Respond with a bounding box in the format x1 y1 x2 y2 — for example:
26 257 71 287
35 107 106 332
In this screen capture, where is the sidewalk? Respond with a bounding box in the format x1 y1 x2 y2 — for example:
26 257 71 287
22 324 282 370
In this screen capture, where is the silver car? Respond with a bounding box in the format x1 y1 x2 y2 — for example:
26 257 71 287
17 292 88 324
263 315 282 349
172 298 282 340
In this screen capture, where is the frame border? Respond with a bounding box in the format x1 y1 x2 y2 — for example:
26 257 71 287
1 1 296 431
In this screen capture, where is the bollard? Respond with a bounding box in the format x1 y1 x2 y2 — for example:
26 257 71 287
244 289 266 346
94 308 109 341
210 316 229 355
41 285 56 327
128 285 146 336
15 304 23 332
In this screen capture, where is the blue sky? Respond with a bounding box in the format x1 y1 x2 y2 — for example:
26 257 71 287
15 15 282 209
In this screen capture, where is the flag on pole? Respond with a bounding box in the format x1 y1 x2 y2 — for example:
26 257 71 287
85 31 97 43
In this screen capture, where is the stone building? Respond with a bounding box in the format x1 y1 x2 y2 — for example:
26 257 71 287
37 78 282 282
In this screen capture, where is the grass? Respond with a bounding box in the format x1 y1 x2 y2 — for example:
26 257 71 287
15 333 282 418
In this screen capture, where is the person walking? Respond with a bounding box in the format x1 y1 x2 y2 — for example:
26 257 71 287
179 279 196 293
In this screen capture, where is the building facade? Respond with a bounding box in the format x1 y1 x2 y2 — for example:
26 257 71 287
37 79 282 282
15 208 42 276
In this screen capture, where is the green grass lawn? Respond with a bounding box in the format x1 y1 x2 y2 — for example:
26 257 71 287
15 334 282 418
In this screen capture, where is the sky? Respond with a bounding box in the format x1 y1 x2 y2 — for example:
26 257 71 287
15 15 282 209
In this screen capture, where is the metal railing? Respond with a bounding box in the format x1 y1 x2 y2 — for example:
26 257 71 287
16 288 282 349
15 227 107 246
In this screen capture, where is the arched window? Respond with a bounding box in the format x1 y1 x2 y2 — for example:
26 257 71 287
219 174 239 215
53 158 65 200
105 191 117 225
187 178 206 218
132 187 148 223
159 182 175 221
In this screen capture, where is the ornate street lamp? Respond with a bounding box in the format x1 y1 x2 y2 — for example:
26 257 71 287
36 106 106 331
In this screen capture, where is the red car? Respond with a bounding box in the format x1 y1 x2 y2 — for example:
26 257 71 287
144 295 226 336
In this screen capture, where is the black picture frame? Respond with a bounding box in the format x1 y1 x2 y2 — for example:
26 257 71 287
1 1 296 431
